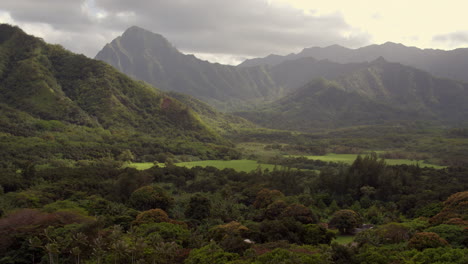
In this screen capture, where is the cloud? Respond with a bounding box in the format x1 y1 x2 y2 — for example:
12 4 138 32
0 0 371 63
93 0 371 56
433 31 468 47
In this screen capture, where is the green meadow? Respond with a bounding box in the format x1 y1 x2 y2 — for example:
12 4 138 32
126 162 157 170
128 159 280 172
333 235 355 245
290 153 445 169
128 153 445 172
176 160 279 172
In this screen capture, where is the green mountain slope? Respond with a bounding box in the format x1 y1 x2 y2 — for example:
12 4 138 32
336 58 468 122
95 26 281 110
0 24 235 163
236 59 468 132
166 91 255 135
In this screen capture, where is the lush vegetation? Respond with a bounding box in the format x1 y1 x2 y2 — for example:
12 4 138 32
0 24 240 165
236 61 468 130
288 154 444 169
129 160 281 172
1 23 468 264
1 154 467 263
231 124 468 167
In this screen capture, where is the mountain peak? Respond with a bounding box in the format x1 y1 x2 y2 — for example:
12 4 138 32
123 25 162 37
121 25 169 44
96 26 280 109
381 41 401 46
326 44 347 50
124 25 146 32
97 25 180 60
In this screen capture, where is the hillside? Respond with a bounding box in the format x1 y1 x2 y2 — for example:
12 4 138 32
0 24 236 163
236 59 468 131
165 91 256 135
239 42 468 83
95 26 281 110
268 57 367 93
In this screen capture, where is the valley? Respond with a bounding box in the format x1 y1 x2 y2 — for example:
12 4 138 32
0 23 467 264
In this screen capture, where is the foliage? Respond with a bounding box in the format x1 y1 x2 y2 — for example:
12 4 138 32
0 24 238 167
185 193 211 220
253 188 285 209
184 242 239 264
425 224 466 247
329 210 362 234
254 247 331 264
303 224 336 245
129 185 174 211
134 208 171 224
408 232 449 251
402 247 468 264
135 222 190 245
430 191 468 225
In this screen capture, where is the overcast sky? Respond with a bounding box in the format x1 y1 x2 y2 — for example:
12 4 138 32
1 0 468 65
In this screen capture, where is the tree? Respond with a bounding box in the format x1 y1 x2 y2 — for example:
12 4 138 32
264 200 288 220
184 242 239 264
208 221 249 242
117 149 135 162
129 185 173 211
303 224 335 245
375 222 411 244
329 209 362 234
408 232 449 251
134 209 171 225
185 194 211 220
430 191 468 225
282 203 318 224
253 188 285 209
425 224 466 247
255 247 329 264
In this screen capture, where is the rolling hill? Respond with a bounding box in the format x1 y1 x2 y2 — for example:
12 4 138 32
0 24 238 163
236 59 468 131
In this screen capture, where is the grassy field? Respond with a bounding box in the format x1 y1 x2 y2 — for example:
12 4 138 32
128 160 280 172
333 235 355 245
127 152 445 172
176 160 279 172
290 153 445 169
126 162 158 170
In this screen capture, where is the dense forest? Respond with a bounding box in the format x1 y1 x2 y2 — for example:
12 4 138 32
0 155 467 263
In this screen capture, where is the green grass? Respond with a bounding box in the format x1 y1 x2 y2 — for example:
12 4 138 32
128 152 445 172
290 153 445 169
334 235 355 245
125 162 158 170
175 159 278 172
128 160 280 172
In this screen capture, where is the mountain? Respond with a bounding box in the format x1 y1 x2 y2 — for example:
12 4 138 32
239 42 468 83
236 59 468 132
268 57 366 94
0 24 237 163
95 26 281 110
93 26 468 133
